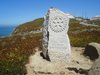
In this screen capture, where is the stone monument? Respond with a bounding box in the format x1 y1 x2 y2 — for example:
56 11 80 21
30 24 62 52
42 8 74 62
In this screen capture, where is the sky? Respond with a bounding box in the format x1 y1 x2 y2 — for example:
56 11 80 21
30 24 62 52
0 0 100 26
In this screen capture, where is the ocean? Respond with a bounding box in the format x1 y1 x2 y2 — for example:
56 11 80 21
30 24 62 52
0 26 16 37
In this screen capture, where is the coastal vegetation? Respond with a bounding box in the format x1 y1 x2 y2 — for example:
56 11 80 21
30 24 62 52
69 19 100 46
87 20 100 26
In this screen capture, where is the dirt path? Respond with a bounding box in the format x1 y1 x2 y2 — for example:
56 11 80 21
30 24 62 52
26 47 93 75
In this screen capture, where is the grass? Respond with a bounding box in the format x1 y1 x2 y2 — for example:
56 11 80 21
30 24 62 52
87 20 100 26
68 20 100 46
0 33 42 75
13 18 44 34
69 31 100 47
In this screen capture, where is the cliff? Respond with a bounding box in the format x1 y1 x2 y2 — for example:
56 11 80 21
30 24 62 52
12 18 44 35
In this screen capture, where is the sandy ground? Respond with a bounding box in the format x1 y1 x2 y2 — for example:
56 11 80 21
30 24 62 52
26 47 94 75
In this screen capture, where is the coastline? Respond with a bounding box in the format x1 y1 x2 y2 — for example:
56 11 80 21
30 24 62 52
0 26 16 38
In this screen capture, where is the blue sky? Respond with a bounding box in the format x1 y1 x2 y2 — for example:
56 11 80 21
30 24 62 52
0 0 100 26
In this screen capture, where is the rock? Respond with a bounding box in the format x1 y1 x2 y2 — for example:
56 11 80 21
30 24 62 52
26 47 93 75
88 57 100 75
84 42 100 60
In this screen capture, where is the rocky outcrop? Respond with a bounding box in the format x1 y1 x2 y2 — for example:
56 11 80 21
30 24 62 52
84 42 100 60
88 57 100 75
85 43 100 75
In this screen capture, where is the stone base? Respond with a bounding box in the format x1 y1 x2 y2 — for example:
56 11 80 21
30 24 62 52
26 51 74 75
48 50 71 63
26 48 93 75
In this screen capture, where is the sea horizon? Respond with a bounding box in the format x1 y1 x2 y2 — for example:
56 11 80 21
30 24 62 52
0 25 16 37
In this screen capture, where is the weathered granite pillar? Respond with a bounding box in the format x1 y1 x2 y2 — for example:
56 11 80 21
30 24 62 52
42 8 74 62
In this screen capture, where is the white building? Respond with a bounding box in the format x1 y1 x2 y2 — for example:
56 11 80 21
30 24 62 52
91 15 100 20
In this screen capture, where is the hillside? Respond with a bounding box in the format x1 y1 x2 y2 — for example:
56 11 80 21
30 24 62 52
0 18 100 75
12 18 44 35
69 19 100 46
0 33 42 75
13 18 100 47
87 20 100 26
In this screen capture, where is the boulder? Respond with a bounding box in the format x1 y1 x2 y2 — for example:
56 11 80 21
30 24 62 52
84 42 100 60
88 57 100 75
